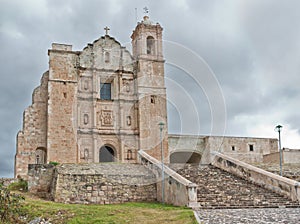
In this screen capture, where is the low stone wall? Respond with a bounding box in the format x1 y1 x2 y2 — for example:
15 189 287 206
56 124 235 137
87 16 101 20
283 151 300 164
263 152 280 163
263 151 300 164
212 152 300 202
138 150 198 207
28 163 157 204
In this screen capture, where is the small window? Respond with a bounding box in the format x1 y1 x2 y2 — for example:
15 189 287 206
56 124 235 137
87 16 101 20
249 144 254 151
231 146 235 151
100 83 111 100
105 52 110 63
150 95 156 104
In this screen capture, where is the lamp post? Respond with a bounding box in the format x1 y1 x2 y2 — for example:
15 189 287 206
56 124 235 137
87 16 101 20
158 121 165 204
275 125 283 176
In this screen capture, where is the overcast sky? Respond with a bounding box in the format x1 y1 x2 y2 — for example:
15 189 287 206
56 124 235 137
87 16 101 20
1 0 300 177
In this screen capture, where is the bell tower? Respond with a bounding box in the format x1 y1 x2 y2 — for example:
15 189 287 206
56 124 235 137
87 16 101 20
131 16 169 161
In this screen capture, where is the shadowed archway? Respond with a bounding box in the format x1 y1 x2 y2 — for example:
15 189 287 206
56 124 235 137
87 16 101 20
99 145 115 162
170 151 202 164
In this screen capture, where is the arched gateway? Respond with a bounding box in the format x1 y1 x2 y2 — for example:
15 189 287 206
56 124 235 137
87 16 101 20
99 145 115 162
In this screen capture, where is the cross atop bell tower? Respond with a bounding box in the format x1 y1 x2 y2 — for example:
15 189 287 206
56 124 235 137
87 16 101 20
131 16 163 61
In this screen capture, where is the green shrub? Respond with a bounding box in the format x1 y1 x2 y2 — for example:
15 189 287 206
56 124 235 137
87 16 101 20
8 179 28 192
49 161 59 166
0 184 25 223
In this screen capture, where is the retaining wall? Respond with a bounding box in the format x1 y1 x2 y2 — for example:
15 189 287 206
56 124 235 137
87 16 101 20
28 163 157 204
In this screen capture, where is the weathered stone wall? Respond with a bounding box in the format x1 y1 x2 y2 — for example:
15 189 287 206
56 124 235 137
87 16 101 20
47 45 78 164
28 163 157 204
208 136 278 164
263 150 300 164
283 150 300 164
168 135 278 164
15 72 49 179
263 152 280 163
28 164 55 199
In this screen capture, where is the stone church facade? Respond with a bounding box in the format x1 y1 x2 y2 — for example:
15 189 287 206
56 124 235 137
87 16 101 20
15 16 168 178
15 16 279 179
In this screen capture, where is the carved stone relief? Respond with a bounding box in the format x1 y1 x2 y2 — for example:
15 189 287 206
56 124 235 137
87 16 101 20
122 79 131 93
100 110 113 126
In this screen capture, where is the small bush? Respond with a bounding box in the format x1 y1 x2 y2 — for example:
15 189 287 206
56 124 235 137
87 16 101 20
0 184 25 223
49 161 59 166
8 179 28 192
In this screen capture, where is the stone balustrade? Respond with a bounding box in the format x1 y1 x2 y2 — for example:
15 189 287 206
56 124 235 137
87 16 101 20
211 152 300 203
138 150 198 207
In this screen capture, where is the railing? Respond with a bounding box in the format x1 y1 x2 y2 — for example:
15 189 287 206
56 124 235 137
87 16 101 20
212 152 300 202
138 150 198 207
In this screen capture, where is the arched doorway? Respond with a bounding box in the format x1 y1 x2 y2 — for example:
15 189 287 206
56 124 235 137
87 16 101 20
99 145 115 162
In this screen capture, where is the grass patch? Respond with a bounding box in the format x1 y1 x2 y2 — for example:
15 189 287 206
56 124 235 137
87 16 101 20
8 179 28 192
20 193 197 224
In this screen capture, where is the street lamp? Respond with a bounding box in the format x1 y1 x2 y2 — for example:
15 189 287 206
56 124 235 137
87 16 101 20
275 125 283 176
158 121 165 204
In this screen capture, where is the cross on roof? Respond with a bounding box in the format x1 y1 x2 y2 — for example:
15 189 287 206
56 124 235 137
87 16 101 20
104 26 110 35
143 7 149 14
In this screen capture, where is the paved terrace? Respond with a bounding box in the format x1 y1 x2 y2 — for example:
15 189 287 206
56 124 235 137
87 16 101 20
194 208 300 224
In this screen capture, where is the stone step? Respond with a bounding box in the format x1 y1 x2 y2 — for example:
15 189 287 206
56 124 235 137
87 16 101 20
170 164 300 209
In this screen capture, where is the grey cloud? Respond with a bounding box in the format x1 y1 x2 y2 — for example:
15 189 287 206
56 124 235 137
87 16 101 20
1 0 300 177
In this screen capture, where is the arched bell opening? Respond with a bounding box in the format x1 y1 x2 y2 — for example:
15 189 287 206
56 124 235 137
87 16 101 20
146 36 155 55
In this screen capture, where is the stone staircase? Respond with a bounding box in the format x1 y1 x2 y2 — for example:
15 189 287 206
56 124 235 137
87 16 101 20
170 164 300 209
